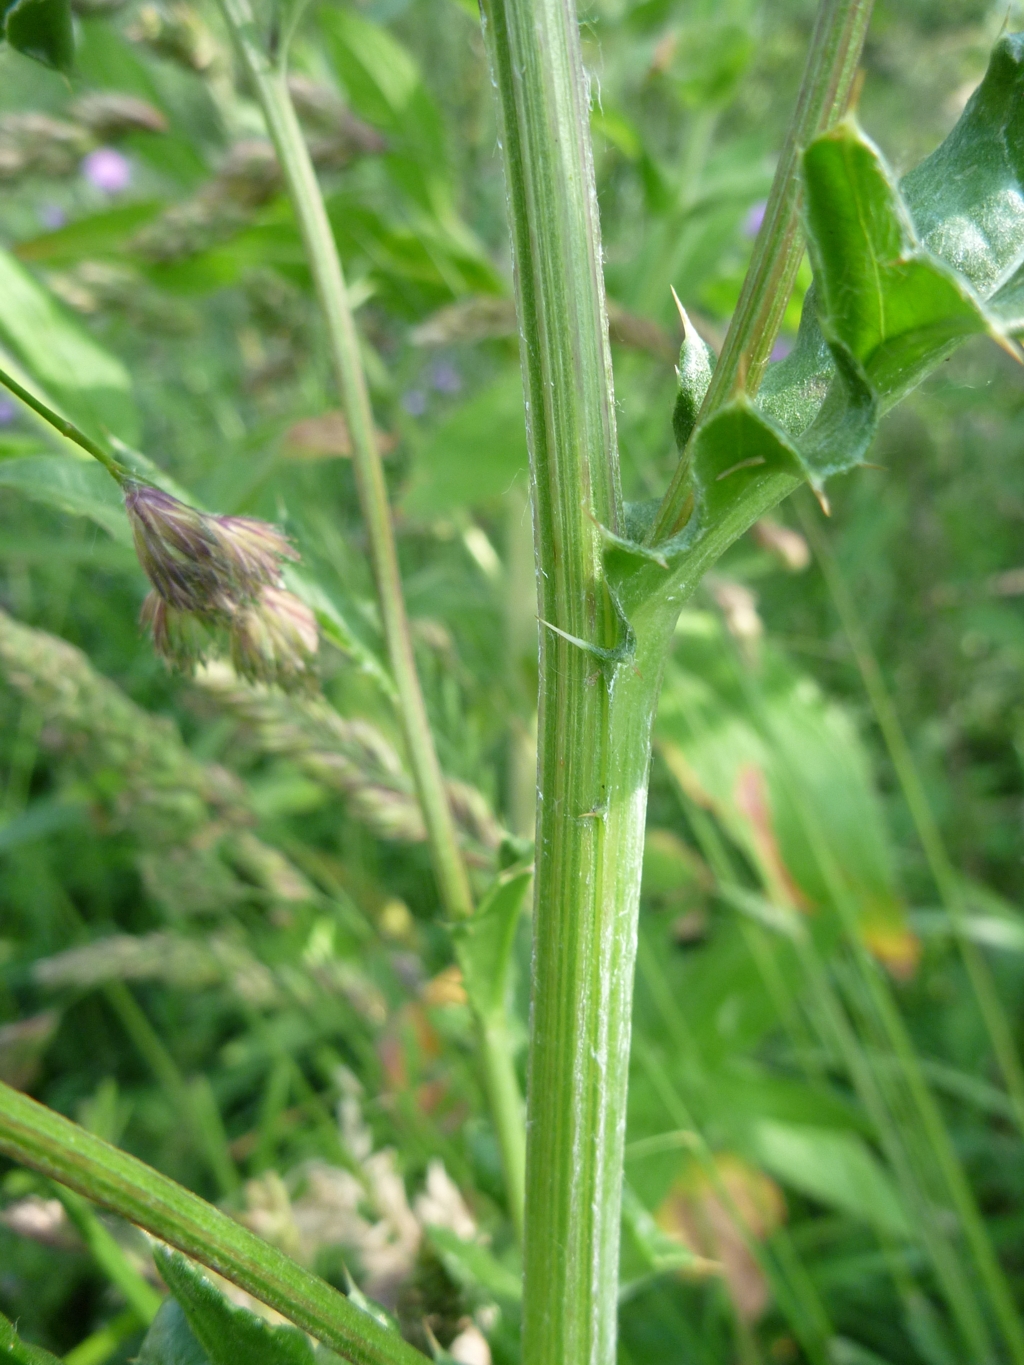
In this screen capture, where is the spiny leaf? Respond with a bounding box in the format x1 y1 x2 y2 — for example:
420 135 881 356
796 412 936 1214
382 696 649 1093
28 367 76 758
154 1249 317 1365
138 1298 213 1365
761 32 1024 448
802 121 992 405
627 33 1024 629
690 399 803 532
0 1310 64 1365
672 309 716 454
0 455 132 544
901 33 1024 300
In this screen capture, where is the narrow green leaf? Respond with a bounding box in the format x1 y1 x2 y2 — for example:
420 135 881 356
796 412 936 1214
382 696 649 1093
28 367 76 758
423 1225 522 1304
0 1310 63 1365
319 6 420 133
272 0 312 64
2 0 74 71
15 202 167 267
746 1119 910 1239
0 456 131 544
0 249 138 444
452 866 531 1022
337 1273 398 1337
830 1339 899 1365
619 1184 710 1278
319 5 444 217
155 1249 317 1365
56 1186 163 1324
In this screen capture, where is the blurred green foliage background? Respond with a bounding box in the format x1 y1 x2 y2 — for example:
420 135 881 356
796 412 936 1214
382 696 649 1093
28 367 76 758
2 0 1024 1361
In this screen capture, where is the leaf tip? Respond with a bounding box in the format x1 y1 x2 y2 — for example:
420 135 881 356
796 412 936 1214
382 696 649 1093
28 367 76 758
670 285 689 334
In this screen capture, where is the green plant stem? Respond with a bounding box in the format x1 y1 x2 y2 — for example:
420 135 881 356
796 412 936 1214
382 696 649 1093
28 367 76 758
0 362 128 483
215 0 527 1224
479 0 664 1359
106 960 238 1195
0 1080 425 1365
648 0 875 544
797 492 1024 1139
478 1014 526 1241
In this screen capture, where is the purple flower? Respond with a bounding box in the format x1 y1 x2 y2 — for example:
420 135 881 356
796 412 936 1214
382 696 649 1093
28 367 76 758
124 481 297 613
743 200 767 239
402 389 427 417
429 360 462 395
82 148 132 195
129 481 318 691
0 398 16 427
770 337 793 362
39 204 66 230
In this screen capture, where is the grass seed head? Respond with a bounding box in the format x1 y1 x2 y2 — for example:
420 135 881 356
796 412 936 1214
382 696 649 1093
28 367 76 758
230 586 319 691
126 482 316 689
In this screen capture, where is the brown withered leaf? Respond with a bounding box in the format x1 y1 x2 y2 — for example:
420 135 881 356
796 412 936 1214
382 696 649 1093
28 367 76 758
282 411 398 461
657 1152 786 1323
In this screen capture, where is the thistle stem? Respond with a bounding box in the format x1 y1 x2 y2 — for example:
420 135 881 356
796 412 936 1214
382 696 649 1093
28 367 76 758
0 362 128 483
479 0 660 1358
0 1081 425 1365
215 0 526 1227
648 0 875 544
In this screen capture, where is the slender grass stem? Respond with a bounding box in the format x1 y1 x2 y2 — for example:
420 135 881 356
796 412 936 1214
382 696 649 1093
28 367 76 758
648 0 875 544
52 1184 163 1325
214 0 527 1222
633 1037 833 1365
0 362 128 483
669 769 998 1359
797 492 1024 1139
63 1309 139 1365
737 667 1024 1363
0 1081 426 1365
218 1 472 926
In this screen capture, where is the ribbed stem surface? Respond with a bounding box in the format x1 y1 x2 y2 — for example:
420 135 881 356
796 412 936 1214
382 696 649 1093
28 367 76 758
479 0 657 1359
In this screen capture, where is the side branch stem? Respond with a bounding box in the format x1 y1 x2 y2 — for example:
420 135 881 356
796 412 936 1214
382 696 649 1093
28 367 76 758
0 363 127 483
0 1081 424 1365
648 0 875 544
